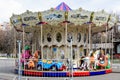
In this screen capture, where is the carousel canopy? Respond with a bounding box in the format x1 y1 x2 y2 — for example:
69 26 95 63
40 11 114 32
55 2 72 11
10 2 118 33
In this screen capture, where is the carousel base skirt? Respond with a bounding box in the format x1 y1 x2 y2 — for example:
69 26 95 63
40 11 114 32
14 68 112 77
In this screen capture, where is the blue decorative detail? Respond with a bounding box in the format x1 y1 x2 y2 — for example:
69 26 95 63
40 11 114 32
14 69 112 77
14 69 24 75
90 70 106 76
37 60 65 71
53 47 57 53
22 23 29 27
14 69 18 74
55 2 72 11
45 14 62 20
43 72 67 77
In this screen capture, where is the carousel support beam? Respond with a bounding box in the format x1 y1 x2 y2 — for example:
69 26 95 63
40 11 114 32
105 25 108 69
111 27 114 65
14 28 17 57
17 40 22 80
105 25 108 53
70 38 73 80
40 24 43 59
65 22 68 58
85 23 92 56
101 32 102 49
34 31 37 51
22 26 25 49
86 31 89 55
32 31 35 54
88 23 92 54
108 31 111 55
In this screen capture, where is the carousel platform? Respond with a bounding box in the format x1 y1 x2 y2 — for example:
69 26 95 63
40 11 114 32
14 68 112 77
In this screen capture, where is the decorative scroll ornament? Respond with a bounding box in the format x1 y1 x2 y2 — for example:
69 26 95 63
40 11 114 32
38 12 42 21
108 14 117 28
68 8 92 25
41 9 65 25
21 10 40 27
92 10 109 26
65 11 68 21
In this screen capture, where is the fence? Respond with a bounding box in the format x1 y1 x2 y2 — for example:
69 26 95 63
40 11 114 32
0 56 120 80
15 58 76 80
111 54 120 73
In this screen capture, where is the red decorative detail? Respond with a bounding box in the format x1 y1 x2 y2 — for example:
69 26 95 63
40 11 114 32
42 22 47 24
36 22 48 25
73 71 90 76
66 72 71 77
24 70 43 76
63 21 70 23
106 69 112 74
59 21 70 25
55 2 72 11
58 65 66 71
36 72 43 76
67 71 90 77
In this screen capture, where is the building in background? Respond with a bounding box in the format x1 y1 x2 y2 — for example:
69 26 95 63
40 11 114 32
0 22 11 30
113 15 120 54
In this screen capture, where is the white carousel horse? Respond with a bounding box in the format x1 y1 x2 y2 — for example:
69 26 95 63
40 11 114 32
80 50 100 70
92 50 100 69
81 50 94 70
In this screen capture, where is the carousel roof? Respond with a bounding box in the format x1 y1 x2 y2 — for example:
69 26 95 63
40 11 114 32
10 2 118 33
55 2 72 11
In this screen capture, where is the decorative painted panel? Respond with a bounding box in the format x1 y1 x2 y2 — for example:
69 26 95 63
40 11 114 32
108 14 117 28
21 10 40 27
42 10 65 25
92 10 109 26
10 14 22 30
68 9 92 25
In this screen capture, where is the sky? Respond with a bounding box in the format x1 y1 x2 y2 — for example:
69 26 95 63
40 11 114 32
0 0 120 23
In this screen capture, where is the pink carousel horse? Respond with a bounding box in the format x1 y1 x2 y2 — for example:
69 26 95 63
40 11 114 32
20 50 32 69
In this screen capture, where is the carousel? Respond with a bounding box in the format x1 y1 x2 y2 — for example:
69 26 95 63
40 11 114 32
10 2 117 77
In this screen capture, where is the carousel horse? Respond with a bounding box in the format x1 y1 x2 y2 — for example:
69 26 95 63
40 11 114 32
92 49 111 69
20 45 31 63
79 49 100 70
33 50 39 62
79 56 88 70
79 50 94 70
79 52 91 71
97 54 111 69
91 50 100 70
27 50 41 69
28 58 35 69
20 50 32 69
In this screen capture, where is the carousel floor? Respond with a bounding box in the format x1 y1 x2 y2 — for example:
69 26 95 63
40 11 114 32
14 68 112 77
